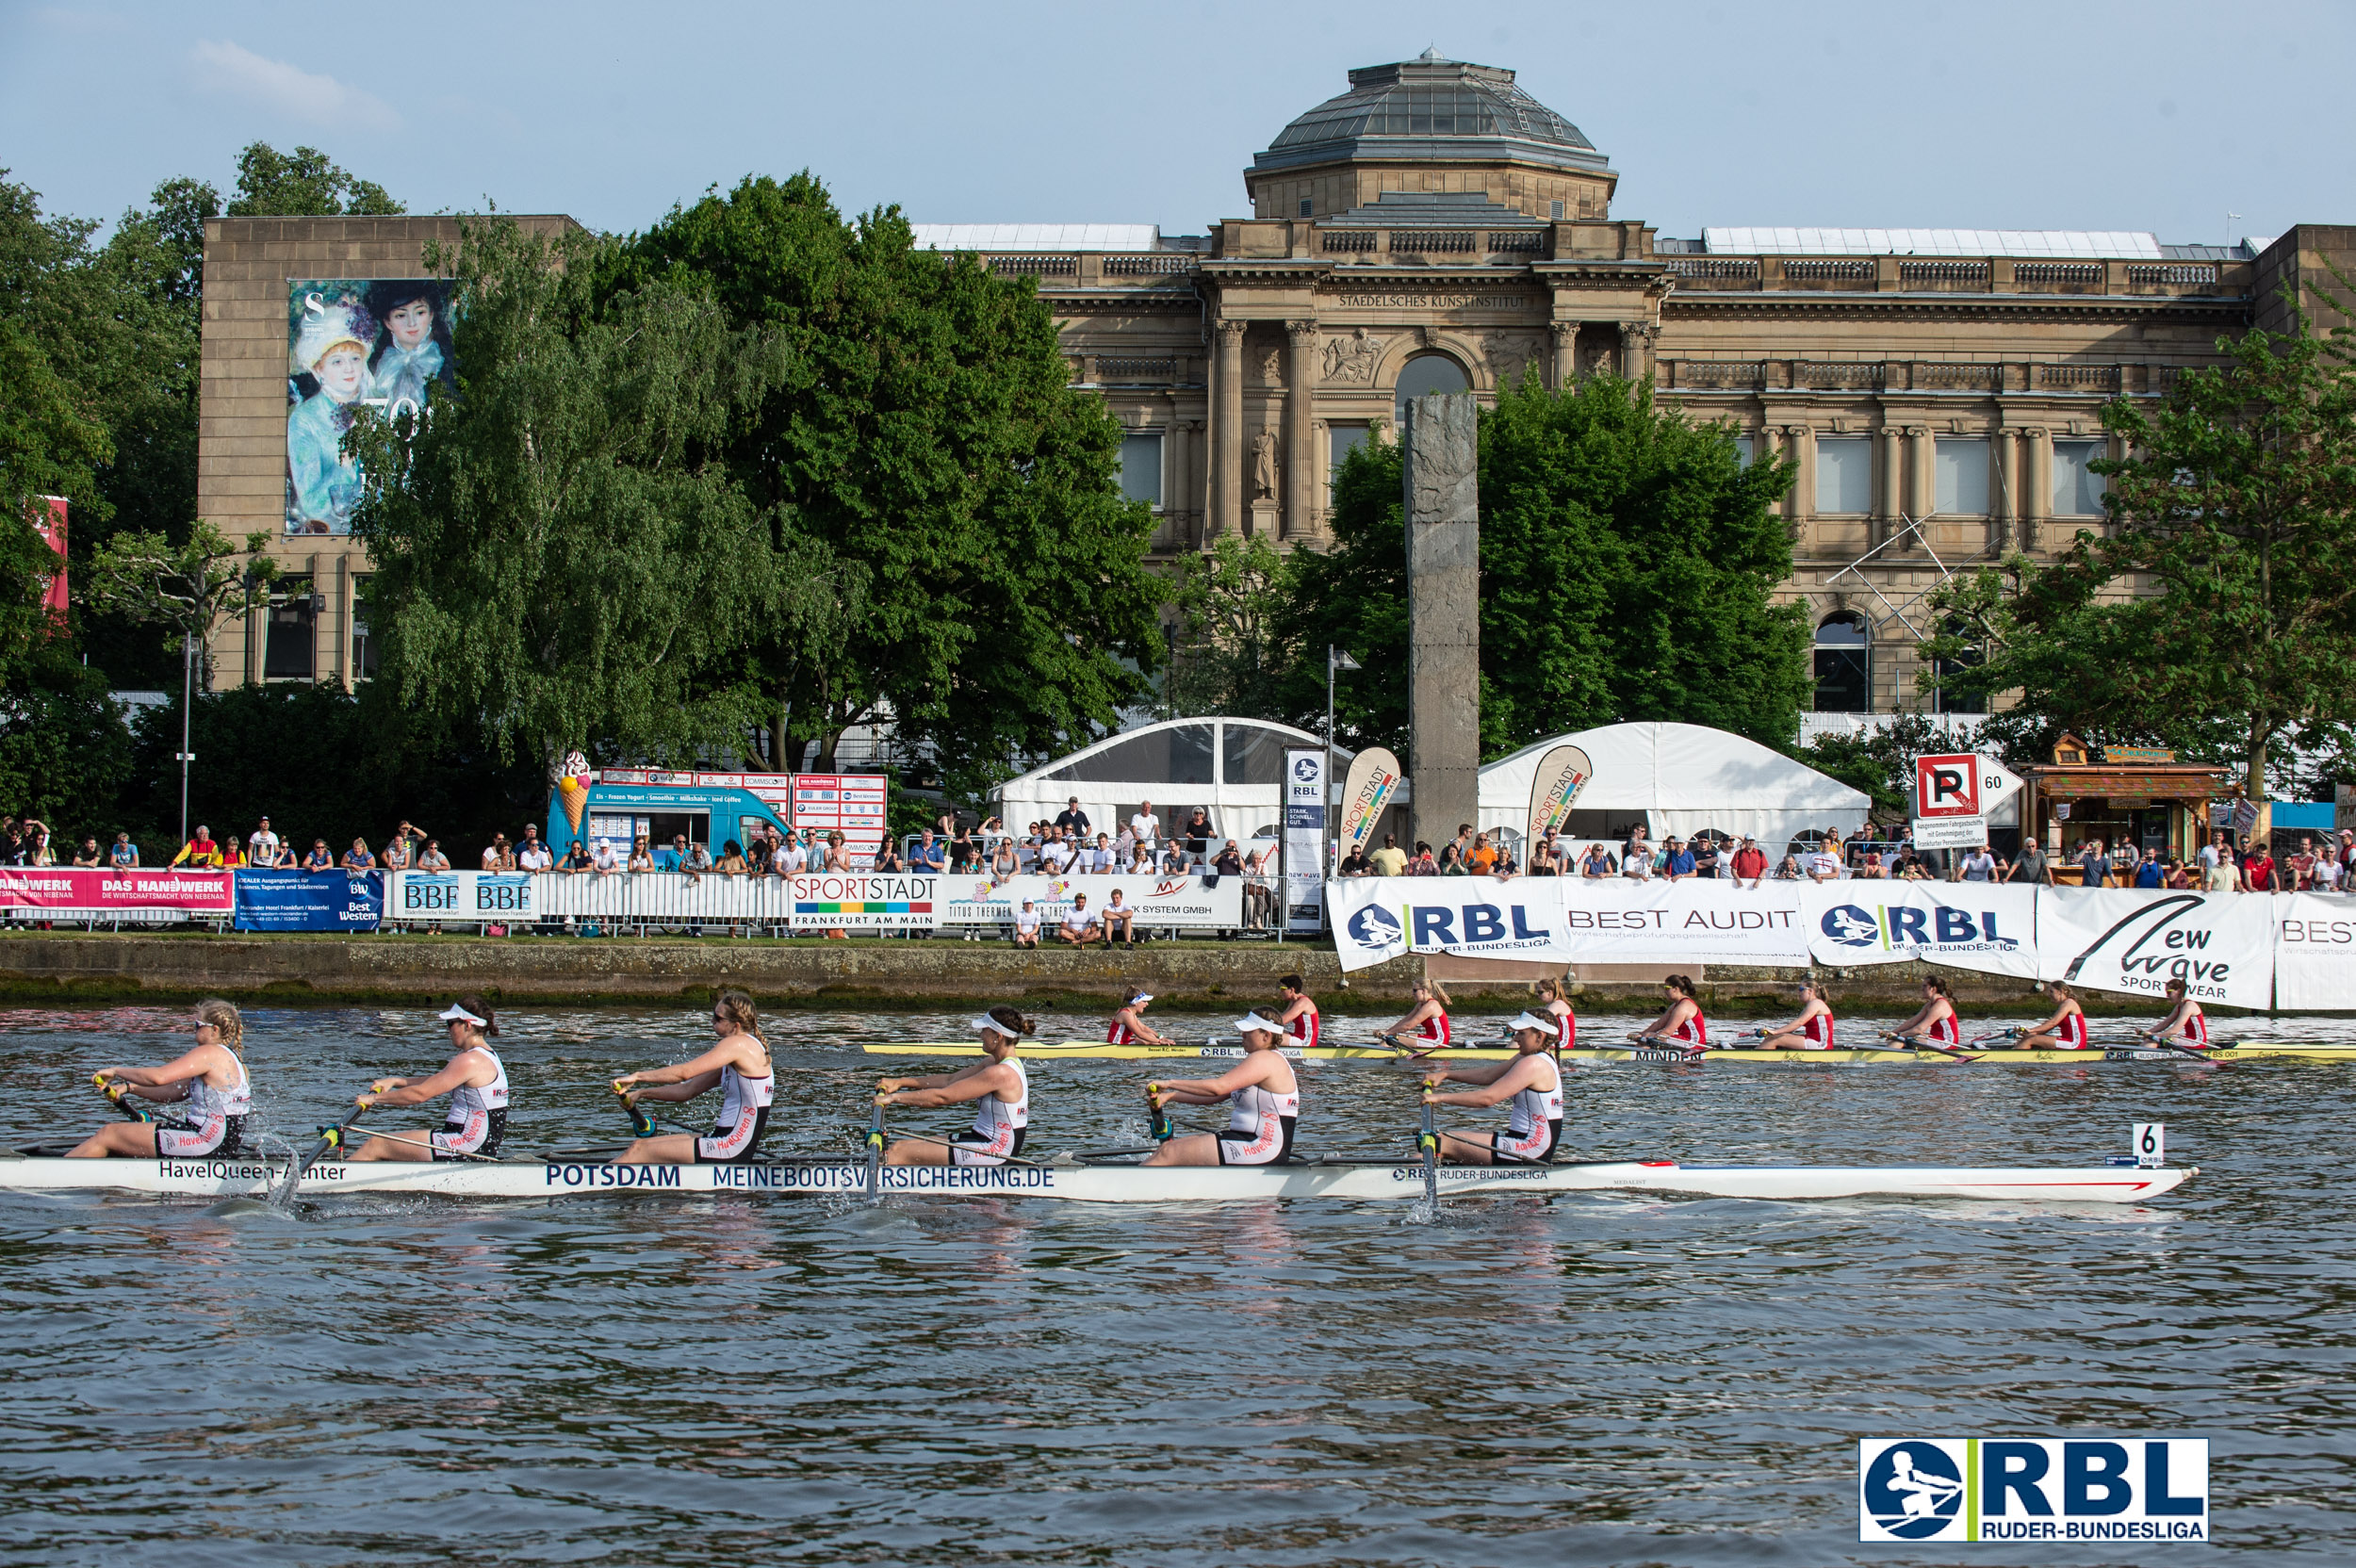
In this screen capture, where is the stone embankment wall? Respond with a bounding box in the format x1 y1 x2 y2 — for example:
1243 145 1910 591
0 934 2187 1015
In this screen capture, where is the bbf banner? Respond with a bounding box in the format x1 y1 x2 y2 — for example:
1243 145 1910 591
1284 749 1326 934
2037 888 2275 1008
1859 1437 2208 1543
1800 883 2040 977
233 870 384 932
388 870 535 923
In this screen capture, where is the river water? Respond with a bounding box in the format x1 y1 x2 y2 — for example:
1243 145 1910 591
1 1001 2351 1565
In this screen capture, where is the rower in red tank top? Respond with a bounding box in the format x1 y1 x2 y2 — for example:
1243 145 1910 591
1535 976 1578 1053
1106 988 1171 1048
1759 977 1834 1050
1890 977 1962 1049
1381 979 1451 1049
2018 981 2090 1050
1633 974 1708 1050
2146 977 2211 1047
1277 973 1319 1051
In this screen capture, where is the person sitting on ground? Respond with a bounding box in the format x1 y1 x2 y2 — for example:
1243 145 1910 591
1369 833 1408 878
560 838 594 874
108 831 139 869
171 825 221 869
302 838 335 872
71 836 101 868
1757 976 1836 1051
1057 893 1102 947
1102 888 1137 947
1010 899 1041 948
341 837 377 872
415 839 451 872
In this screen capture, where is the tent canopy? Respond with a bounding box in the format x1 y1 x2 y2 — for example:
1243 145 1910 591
1478 722 1870 848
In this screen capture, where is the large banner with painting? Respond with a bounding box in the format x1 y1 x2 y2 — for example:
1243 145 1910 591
286 279 454 534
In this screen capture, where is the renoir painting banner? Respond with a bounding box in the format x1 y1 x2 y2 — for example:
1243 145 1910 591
1524 743 1594 843
2036 889 2274 1009
1335 746 1402 859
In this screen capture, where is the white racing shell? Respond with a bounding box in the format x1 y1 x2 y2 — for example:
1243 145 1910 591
0 1153 2193 1205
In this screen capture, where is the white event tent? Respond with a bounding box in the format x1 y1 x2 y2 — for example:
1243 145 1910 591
1478 722 1869 850
992 717 1343 847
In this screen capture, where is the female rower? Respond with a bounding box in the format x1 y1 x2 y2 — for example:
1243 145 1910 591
1107 988 1173 1047
1759 977 1836 1051
1535 975 1578 1051
1143 1011 1300 1168
875 1005 1032 1166
68 999 250 1159
1381 978 1452 1049
343 998 511 1161
611 988 775 1164
1423 1010 1563 1165
2143 977 2210 1048
1276 973 1320 1050
1632 974 1708 1048
2016 981 2090 1051
1889 976 1963 1047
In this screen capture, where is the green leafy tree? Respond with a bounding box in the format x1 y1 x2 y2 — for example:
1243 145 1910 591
1245 378 1807 765
1165 533 1293 718
614 174 1165 789
348 218 795 776
1931 311 2356 833
224 143 402 218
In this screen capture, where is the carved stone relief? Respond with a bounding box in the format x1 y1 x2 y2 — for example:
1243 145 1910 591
1321 328 1387 384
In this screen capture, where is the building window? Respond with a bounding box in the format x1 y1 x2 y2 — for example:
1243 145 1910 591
1550 200 1564 220
1299 197 1313 218
1933 618 1986 714
1117 433 1163 508
2053 439 2107 515
1815 436 1873 514
264 577 316 681
1813 612 1870 712
1935 438 1990 515
352 575 380 680
1329 423 1370 496
1731 434 1754 468
1394 352 1470 426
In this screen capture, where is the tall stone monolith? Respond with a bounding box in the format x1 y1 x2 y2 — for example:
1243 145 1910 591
1403 392 1480 854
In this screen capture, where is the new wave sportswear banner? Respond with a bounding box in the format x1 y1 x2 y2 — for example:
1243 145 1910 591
2274 892 2356 1009
2036 888 2275 1008
1799 882 2040 977
234 870 384 931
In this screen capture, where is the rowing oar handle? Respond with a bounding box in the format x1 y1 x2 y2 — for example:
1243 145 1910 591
95 1073 150 1122
867 1095 888 1154
613 1079 658 1139
1144 1083 1175 1142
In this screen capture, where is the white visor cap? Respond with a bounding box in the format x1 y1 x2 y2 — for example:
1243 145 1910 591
1509 1011 1556 1034
439 1004 487 1026
1233 1012 1284 1036
971 1014 1015 1037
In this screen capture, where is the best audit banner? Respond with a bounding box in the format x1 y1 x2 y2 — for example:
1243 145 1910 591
234 870 383 932
2274 892 2356 1010
2035 888 2276 1009
1799 882 2041 978
1327 876 1810 972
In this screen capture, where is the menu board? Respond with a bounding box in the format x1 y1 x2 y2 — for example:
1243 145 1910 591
790 775 889 861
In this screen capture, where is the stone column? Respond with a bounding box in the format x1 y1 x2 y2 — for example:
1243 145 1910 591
1284 319 1317 541
1995 429 2020 552
1783 424 1812 534
1618 321 1655 381
1404 394 1481 852
1168 418 1195 548
332 554 352 689
1906 425 1935 543
1876 425 1904 548
1550 322 1578 389
2023 426 2051 551
1212 320 1246 537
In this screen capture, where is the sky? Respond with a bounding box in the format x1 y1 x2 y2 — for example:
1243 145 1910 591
5 0 2352 248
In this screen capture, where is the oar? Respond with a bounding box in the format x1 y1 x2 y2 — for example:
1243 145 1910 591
2115 1030 2234 1069
94 1073 152 1122
1417 1092 1439 1205
1145 1084 1177 1143
340 1124 524 1164
273 1118 352 1202
863 1097 886 1199
611 1081 703 1138
1873 1031 1984 1065
870 1129 1054 1170
1626 1032 1708 1060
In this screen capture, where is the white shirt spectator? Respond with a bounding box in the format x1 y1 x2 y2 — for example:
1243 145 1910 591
1088 842 1115 874
1129 810 1160 847
517 841 553 872
1014 906 1041 939
1040 839 1075 874
1960 849 1997 881
777 841 808 875
1806 848 1845 881
592 840 620 874
250 827 281 863
1060 906 1098 939
1620 849 1653 881
481 844 502 871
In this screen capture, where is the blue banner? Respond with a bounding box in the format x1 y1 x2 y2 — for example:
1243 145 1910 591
233 870 384 932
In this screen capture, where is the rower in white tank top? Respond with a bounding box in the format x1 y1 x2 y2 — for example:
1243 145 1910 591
876 1008 1035 1168
345 1001 514 1164
1143 1012 1301 1168
612 990 777 1166
69 1001 254 1161
1425 1011 1564 1165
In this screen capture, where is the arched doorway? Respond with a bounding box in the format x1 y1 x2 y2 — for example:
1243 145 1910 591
1812 612 1870 712
1393 351 1470 426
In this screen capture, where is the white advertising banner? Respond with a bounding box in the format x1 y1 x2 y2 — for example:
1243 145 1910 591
388 870 537 923
2275 892 2356 1009
1558 878 1810 967
937 873 1240 930
1800 882 2041 977
1284 749 1326 934
1327 877 1811 972
2036 888 2276 1008
1328 875 1572 972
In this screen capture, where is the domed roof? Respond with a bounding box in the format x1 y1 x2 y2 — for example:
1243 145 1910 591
1254 54 1610 177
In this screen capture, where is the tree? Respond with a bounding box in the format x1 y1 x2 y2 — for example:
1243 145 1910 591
1244 376 1808 765
1165 533 1292 718
348 218 794 776
614 175 1165 789
1931 311 2356 831
224 143 402 218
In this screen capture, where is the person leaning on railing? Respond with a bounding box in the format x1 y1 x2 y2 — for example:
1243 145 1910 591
170 825 221 869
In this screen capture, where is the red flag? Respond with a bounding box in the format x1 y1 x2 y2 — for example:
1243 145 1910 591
27 497 67 619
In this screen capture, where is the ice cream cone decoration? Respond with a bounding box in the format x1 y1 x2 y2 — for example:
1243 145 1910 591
556 749 593 834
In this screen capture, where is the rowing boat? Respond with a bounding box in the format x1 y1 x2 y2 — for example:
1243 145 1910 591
859 1039 2348 1065
0 1151 2192 1204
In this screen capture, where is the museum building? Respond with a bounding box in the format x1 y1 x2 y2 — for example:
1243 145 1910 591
198 52 2355 719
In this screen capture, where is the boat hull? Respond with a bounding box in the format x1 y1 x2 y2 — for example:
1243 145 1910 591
861 1040 2340 1066
0 1154 2192 1204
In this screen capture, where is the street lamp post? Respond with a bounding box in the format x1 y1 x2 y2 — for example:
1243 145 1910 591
1325 645 1359 882
175 630 196 850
